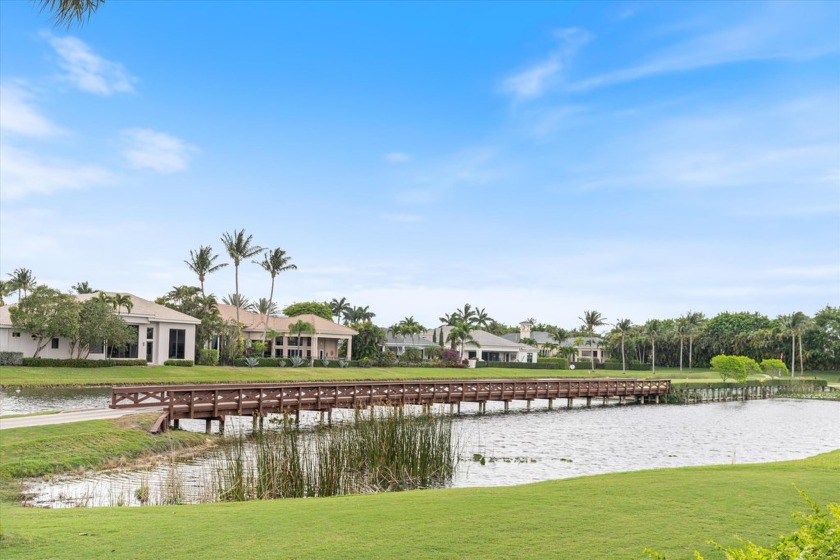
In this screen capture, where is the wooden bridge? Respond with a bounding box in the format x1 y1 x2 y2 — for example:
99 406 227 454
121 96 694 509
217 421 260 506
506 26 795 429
110 378 672 433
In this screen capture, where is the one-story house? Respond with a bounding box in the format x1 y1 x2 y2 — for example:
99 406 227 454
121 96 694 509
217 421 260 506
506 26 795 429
215 304 357 360
383 333 440 359
501 320 607 364
429 326 539 363
0 292 200 365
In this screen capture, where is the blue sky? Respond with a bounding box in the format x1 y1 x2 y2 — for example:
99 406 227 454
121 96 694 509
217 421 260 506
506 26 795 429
1 1 838 329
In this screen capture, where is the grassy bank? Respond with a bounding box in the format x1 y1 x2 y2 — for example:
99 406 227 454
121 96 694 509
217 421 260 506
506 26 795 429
2 364 834 387
1 448 837 559
0 414 211 502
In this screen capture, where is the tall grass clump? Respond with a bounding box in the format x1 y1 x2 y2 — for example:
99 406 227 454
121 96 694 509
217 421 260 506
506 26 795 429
211 408 458 502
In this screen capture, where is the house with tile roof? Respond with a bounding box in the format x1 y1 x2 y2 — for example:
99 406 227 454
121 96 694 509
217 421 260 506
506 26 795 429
0 292 200 365
501 320 607 364
215 304 357 360
429 325 539 363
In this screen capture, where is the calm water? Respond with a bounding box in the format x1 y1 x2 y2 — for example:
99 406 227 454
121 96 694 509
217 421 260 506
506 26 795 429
0 387 111 415
22 398 840 508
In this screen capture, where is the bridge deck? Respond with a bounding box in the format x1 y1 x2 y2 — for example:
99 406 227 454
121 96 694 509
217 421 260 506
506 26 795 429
111 378 671 424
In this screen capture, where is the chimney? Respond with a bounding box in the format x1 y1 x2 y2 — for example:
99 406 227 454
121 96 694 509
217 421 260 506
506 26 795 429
519 320 532 340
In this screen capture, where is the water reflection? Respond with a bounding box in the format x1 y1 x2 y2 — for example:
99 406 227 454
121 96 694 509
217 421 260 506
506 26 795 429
24 398 840 507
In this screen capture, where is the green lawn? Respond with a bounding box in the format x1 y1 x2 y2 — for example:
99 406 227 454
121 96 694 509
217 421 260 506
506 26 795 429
4 364 831 387
1 445 837 559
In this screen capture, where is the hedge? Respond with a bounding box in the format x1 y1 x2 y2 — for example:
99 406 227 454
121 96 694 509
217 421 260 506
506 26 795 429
19 358 148 368
0 351 24 366
603 362 652 371
163 360 194 367
670 379 827 390
571 361 604 370
198 349 219 366
475 360 569 370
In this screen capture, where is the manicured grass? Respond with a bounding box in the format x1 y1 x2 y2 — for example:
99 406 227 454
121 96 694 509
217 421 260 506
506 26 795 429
1 448 837 559
0 410 61 419
0 414 211 501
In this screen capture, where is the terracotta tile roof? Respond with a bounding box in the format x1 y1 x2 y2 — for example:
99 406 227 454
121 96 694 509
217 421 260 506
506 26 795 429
216 304 358 336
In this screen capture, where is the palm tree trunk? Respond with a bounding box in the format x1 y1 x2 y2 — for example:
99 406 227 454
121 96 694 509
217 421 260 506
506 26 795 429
234 262 241 335
791 335 795 377
679 337 683 372
263 275 275 342
798 334 804 376
652 337 656 374
621 335 626 373
688 336 693 370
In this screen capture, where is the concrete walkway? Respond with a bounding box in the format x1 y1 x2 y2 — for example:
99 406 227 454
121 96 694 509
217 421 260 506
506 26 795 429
0 407 158 430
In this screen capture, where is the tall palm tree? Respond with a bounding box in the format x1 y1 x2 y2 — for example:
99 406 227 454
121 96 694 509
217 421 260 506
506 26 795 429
457 304 478 326
255 247 297 341
330 297 352 324
34 0 105 27
446 321 479 360
438 312 458 326
685 311 706 370
288 319 315 361
7 268 37 301
354 305 376 322
220 229 264 334
778 314 796 377
223 293 253 311
72 281 94 294
185 245 228 295
674 316 689 372
474 307 493 329
791 311 811 376
111 293 133 315
254 298 280 317
579 310 606 371
612 319 633 373
644 319 662 375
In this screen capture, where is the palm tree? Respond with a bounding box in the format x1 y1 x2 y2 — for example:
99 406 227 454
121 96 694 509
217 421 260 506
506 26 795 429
579 310 606 371
457 304 478 326
550 327 570 352
791 311 811 376
778 314 796 377
185 245 228 295
72 281 94 294
255 247 297 341
288 319 315 362
644 319 662 375
474 307 493 329
438 312 458 326
330 297 352 324
612 319 633 373
34 0 105 27
674 316 689 372
446 321 479 360
7 268 37 301
111 293 133 315
254 298 280 317
397 316 425 345
685 311 706 370
221 229 264 334
223 293 253 311
0 280 13 306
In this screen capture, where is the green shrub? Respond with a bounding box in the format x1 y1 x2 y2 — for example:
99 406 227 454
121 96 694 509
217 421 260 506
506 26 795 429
475 360 569 370
572 361 603 370
232 357 289 367
198 349 220 366
760 358 789 377
603 361 652 371
711 354 760 383
164 360 194 367
0 351 24 366
20 358 148 368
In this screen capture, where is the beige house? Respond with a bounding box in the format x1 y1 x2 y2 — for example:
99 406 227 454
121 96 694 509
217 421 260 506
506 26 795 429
502 320 607 364
0 292 200 365
216 304 357 360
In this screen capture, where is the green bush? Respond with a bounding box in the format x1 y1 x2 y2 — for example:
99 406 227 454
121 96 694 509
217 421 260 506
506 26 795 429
475 360 569 370
198 349 220 366
163 360 194 367
571 361 603 370
603 361 652 371
711 354 760 383
20 358 148 368
0 351 24 366
760 358 789 377
232 357 290 367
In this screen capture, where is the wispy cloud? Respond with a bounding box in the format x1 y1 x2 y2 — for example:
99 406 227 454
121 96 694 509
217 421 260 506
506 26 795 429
120 128 199 173
45 34 137 95
567 5 840 92
0 144 116 200
502 28 591 100
385 152 412 164
0 84 65 138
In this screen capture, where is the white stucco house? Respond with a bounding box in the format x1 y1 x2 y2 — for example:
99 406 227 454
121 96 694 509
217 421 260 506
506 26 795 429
429 326 539 363
0 292 200 365
383 333 440 359
501 320 607 363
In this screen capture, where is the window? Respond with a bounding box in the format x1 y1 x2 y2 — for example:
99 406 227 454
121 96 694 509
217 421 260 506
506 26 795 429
287 337 299 346
147 328 154 340
275 336 283 345
108 325 139 359
12 332 20 338
51 338 60 349
211 335 220 350
527 353 534 363
288 349 302 358
274 348 284 358
169 329 186 360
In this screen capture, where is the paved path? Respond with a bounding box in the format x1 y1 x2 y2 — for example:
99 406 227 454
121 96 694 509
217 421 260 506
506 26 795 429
0 407 158 430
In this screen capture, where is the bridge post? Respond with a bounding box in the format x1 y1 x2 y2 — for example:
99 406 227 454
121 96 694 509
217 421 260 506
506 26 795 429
252 415 258 432
655 395 660 404
567 398 573 409
205 419 212 434
548 399 553 410
295 410 300 425
457 402 461 414
504 401 509 413
526 400 531 411
320 411 325 424
602 397 607 406
586 397 592 408
219 417 225 435
259 415 265 430
327 408 333 426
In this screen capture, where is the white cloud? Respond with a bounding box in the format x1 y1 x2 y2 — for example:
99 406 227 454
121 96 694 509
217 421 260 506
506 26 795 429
502 28 591 100
0 84 65 138
45 34 136 95
120 128 199 173
0 144 116 200
385 152 412 164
